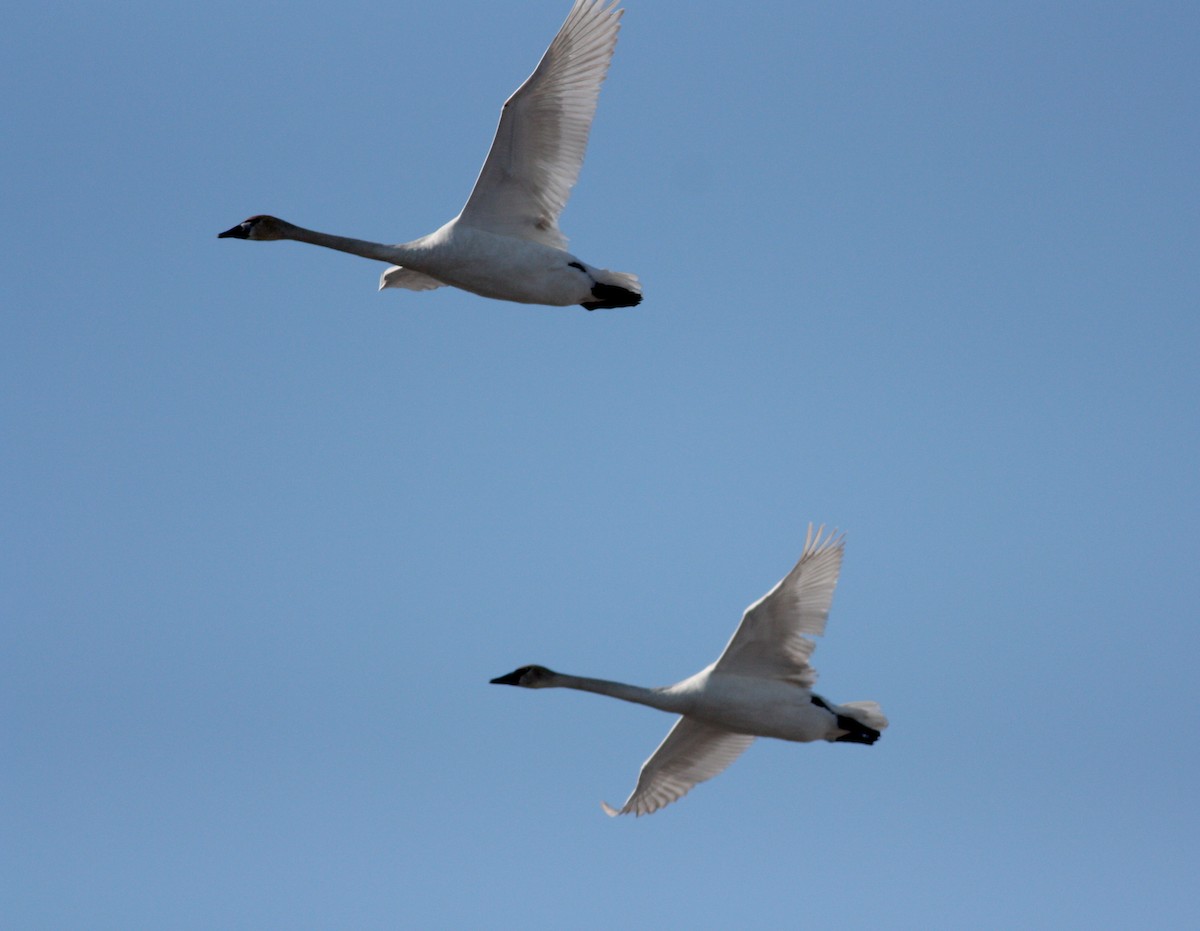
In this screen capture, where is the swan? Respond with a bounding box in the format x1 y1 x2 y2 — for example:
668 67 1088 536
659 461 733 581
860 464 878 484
490 525 888 816
218 0 641 311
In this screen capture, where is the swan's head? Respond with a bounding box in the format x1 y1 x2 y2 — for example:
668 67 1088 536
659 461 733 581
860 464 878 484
490 665 557 688
218 215 289 241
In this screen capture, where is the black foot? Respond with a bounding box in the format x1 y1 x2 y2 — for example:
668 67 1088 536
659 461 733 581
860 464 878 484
834 730 880 745
581 283 642 310
833 714 881 745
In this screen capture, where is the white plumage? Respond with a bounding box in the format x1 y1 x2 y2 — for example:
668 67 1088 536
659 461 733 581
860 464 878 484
219 0 641 311
491 525 888 816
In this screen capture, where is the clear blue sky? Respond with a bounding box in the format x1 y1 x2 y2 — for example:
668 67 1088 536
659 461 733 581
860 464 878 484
3 1 1198 927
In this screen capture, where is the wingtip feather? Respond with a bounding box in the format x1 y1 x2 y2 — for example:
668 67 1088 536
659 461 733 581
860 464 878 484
804 522 846 557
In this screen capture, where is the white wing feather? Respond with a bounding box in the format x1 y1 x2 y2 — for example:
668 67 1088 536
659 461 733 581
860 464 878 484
377 265 447 291
602 717 755 817
711 524 846 686
457 0 623 249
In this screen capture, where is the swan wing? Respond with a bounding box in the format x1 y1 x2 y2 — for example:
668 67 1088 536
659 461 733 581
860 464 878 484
457 0 624 249
602 717 755 817
378 265 447 291
712 524 846 686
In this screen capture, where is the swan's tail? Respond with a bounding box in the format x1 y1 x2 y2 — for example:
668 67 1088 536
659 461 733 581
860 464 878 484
833 701 888 745
581 270 642 310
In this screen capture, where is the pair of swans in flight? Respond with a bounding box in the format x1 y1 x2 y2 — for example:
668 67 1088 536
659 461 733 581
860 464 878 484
221 0 887 815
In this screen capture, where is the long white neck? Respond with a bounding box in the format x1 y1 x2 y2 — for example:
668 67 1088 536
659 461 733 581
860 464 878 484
548 673 693 715
275 220 417 266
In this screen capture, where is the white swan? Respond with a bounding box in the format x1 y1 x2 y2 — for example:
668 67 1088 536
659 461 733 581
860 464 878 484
491 525 888 816
219 0 641 311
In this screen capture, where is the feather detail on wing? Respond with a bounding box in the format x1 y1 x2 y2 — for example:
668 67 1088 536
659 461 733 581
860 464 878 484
602 717 755 817
457 0 623 248
711 524 846 686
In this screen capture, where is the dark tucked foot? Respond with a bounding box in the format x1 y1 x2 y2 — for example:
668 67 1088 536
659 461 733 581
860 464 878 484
834 730 880 745
833 714 881 745
813 695 881 745
580 282 643 310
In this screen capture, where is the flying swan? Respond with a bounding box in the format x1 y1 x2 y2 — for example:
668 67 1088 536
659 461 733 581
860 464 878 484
491 526 888 816
219 0 641 311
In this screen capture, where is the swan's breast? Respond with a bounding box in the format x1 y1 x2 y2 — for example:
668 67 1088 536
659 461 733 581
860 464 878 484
406 221 587 306
687 674 834 743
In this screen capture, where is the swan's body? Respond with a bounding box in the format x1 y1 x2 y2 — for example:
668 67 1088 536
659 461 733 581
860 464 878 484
491 526 888 816
219 0 641 311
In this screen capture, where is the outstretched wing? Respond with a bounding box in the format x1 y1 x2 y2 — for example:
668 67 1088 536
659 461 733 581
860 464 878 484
602 717 755 817
711 524 846 687
457 0 624 249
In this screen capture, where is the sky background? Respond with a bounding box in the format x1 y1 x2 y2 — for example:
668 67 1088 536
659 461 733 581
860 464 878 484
3 0 1198 927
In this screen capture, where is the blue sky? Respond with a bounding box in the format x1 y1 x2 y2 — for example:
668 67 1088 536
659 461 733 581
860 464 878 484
3 0 1198 927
